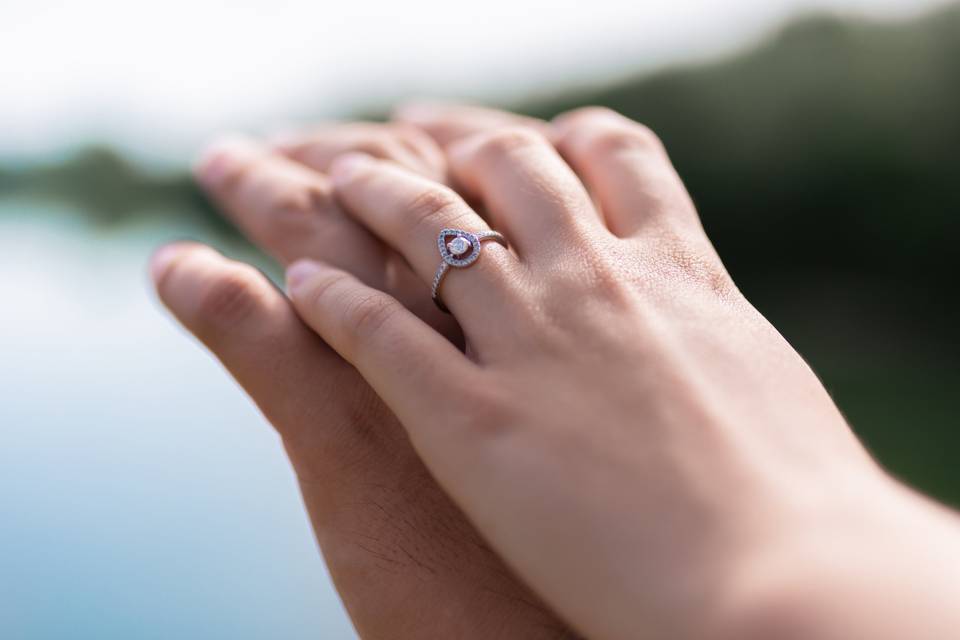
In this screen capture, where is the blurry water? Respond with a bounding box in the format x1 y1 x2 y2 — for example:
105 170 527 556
0 205 356 639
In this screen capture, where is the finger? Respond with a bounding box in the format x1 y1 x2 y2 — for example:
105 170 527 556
194 136 384 275
150 244 554 637
286 259 477 429
272 122 446 183
393 102 549 147
446 127 604 260
149 242 368 448
194 137 457 336
551 107 699 237
329 152 519 322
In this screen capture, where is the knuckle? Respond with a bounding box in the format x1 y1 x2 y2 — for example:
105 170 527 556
388 122 428 144
556 107 664 158
582 122 664 160
217 156 256 193
266 183 330 223
196 267 266 330
389 124 445 169
340 292 400 344
337 291 401 354
302 271 351 314
405 186 465 234
298 271 401 353
356 138 397 160
557 105 621 127
298 268 397 346
474 126 548 159
256 182 333 250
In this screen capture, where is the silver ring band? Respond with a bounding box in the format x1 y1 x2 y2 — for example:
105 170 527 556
431 228 508 313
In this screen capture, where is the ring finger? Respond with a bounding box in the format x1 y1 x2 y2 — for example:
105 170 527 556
329 152 522 339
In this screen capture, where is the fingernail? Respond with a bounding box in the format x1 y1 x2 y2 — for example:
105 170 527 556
286 259 323 293
329 152 373 183
149 243 183 284
193 135 256 188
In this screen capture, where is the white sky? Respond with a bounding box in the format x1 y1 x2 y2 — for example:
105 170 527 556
0 0 950 161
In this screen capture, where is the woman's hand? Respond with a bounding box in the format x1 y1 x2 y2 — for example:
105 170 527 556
283 107 960 640
151 123 575 639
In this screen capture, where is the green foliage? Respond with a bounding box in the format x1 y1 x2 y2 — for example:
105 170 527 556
522 7 960 301
0 146 226 232
517 6 960 501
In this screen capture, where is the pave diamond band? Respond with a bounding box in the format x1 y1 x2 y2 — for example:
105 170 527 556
431 228 508 313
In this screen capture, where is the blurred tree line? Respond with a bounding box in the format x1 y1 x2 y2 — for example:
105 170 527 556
521 7 960 339
1 4 958 500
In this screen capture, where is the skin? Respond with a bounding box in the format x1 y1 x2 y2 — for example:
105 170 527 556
153 120 574 639
153 106 960 639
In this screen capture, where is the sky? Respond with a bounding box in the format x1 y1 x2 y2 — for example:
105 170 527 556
0 0 950 160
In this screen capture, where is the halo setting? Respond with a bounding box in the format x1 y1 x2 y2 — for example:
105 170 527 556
431 228 509 313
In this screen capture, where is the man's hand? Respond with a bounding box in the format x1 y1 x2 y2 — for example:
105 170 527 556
151 121 574 639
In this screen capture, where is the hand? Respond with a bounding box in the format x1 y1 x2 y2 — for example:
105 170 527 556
151 122 574 638
284 108 960 639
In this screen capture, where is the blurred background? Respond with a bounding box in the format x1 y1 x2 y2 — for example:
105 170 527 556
2 0 958 638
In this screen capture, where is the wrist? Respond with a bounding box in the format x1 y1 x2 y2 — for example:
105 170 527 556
712 474 960 640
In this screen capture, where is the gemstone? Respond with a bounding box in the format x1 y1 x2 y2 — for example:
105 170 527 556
447 236 471 256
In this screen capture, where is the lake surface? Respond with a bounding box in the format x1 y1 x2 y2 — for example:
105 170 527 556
0 205 356 639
